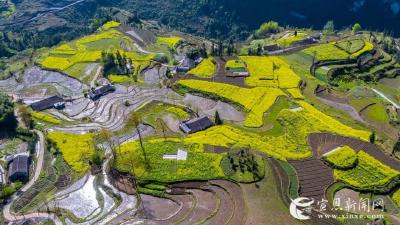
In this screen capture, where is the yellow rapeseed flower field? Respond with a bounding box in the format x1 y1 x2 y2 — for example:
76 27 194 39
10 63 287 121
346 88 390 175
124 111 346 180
48 132 95 175
239 56 301 89
334 151 400 190
157 36 183 48
187 57 216 78
177 79 285 127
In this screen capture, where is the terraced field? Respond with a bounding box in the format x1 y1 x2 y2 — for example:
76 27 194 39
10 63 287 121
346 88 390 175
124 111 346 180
37 29 155 81
292 133 400 200
3 21 400 225
140 180 246 225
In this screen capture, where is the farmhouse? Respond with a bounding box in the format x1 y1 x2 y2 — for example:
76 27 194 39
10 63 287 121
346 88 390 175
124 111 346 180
226 67 249 77
8 155 29 182
293 36 319 46
176 57 196 73
263 44 281 52
89 84 115 100
162 149 188 160
225 60 249 77
179 116 214 134
30 96 65 111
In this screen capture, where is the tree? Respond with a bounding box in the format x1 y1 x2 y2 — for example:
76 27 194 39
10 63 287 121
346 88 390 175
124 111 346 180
227 39 234 56
18 105 32 129
369 131 376 144
200 43 208 58
311 50 317 66
128 112 150 169
97 128 114 151
272 62 280 79
91 150 104 167
323 20 335 34
218 40 223 56
0 93 16 132
393 136 400 156
0 93 14 123
215 110 222 125
352 23 362 33
256 44 262 56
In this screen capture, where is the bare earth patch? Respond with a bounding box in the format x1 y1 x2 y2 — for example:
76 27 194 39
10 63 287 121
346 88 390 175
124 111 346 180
141 194 180 220
183 94 244 122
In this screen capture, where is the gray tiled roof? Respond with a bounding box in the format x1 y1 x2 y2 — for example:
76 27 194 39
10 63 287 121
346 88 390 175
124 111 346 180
8 155 29 178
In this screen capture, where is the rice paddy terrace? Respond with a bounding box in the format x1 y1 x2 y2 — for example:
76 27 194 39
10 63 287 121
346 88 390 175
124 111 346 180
1 22 400 225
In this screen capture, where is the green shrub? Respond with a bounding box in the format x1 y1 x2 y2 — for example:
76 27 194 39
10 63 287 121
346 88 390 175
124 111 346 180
352 23 362 33
255 21 279 37
114 140 225 183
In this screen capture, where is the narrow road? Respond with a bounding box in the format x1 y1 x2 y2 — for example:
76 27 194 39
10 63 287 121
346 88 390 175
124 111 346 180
2 130 62 225
372 88 400 109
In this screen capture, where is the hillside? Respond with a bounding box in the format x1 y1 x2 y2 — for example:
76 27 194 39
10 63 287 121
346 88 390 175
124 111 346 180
0 13 400 224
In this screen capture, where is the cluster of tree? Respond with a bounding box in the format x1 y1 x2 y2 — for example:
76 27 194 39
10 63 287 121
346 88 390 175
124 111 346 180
102 51 134 76
380 36 400 64
210 39 236 56
0 6 140 58
247 44 263 56
0 93 16 133
117 0 249 40
227 148 263 181
0 93 13 123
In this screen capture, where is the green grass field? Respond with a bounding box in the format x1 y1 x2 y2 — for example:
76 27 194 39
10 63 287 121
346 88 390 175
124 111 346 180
114 139 225 183
349 97 389 123
335 39 365 54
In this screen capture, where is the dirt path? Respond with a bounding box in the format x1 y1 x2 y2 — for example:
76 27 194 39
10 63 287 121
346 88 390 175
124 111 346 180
90 66 103 88
317 97 364 123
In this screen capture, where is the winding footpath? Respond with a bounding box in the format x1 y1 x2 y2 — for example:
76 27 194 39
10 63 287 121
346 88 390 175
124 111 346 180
2 130 63 225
